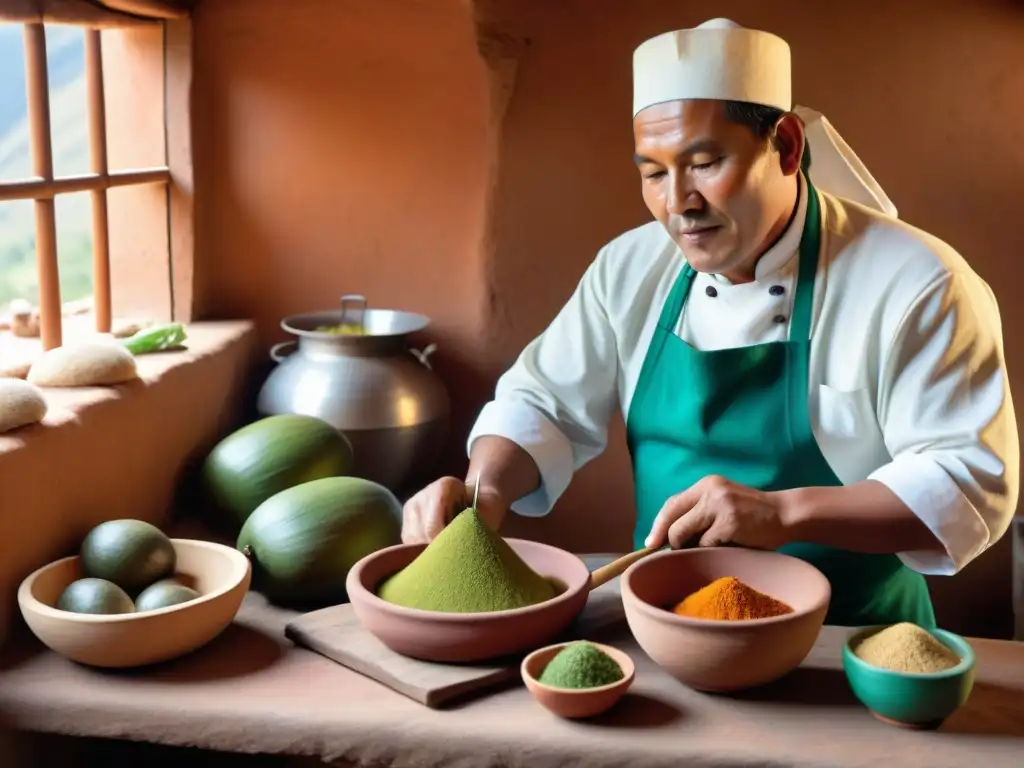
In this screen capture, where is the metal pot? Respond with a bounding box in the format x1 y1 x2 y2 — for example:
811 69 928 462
256 295 451 494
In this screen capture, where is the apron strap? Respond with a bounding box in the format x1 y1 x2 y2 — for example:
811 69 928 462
788 177 822 343
657 263 696 332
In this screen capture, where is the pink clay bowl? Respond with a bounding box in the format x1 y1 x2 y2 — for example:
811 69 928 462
346 538 591 663
621 546 830 692
522 641 636 719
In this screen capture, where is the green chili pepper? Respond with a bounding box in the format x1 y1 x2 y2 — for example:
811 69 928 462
122 323 188 355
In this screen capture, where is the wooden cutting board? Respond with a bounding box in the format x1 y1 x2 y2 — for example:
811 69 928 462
284 555 627 709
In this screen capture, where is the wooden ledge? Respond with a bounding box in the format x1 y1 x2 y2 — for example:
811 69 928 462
0 321 257 456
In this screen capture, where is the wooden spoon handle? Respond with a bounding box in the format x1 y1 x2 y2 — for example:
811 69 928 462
588 547 659 591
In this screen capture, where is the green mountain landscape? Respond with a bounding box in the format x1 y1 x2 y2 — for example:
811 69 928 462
0 22 93 309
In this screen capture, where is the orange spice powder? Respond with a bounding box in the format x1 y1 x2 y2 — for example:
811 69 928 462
671 576 794 621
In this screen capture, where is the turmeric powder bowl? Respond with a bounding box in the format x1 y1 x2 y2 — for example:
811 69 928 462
621 547 830 692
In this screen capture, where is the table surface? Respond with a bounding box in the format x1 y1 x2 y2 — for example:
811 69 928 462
1 569 1023 768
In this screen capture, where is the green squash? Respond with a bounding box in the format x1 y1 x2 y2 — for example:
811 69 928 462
203 414 354 529
237 476 401 606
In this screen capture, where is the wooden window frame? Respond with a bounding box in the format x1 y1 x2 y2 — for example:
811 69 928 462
0 21 171 350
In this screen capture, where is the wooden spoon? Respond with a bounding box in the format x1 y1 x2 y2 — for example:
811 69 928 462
588 547 660 590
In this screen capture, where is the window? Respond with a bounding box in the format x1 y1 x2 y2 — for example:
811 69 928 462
1 14 180 356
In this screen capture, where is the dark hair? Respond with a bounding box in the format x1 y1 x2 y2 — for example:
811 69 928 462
722 100 785 139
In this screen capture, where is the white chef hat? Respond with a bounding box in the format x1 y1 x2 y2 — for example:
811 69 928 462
632 18 897 218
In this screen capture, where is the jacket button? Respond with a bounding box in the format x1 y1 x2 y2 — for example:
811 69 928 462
773 314 787 324
705 286 718 298
769 285 785 296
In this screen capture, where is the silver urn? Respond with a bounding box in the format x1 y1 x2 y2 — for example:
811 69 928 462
256 296 451 494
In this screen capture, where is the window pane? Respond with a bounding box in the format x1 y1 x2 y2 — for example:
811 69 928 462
0 23 29 181
0 24 89 183
0 198 37 308
0 198 38 367
54 191 93 304
46 24 88 178
0 194 94 317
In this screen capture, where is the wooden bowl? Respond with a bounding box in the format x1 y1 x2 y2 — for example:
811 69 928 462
621 547 830 692
18 539 251 668
521 641 635 719
346 539 591 662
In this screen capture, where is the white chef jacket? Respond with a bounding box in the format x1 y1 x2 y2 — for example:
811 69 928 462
467 174 1019 576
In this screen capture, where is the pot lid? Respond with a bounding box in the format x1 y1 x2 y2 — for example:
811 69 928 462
280 295 430 339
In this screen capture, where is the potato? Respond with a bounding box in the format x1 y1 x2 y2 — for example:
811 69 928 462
0 379 47 434
27 342 138 387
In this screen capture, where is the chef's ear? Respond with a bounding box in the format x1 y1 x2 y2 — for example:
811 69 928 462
770 113 805 176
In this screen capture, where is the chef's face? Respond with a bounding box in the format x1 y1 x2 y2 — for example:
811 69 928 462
633 100 803 282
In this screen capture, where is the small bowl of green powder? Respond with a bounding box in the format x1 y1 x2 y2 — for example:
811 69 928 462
521 640 635 719
842 623 976 730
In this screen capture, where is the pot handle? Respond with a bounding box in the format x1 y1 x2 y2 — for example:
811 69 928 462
270 341 297 363
410 343 438 370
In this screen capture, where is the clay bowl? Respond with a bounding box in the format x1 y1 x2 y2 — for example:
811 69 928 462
842 625 976 729
521 641 635 719
18 539 251 668
621 547 830 692
346 539 591 662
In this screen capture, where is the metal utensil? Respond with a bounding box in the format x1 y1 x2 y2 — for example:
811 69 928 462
339 294 367 334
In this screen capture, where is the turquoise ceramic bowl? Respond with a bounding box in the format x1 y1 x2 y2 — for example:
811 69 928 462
842 625 976 729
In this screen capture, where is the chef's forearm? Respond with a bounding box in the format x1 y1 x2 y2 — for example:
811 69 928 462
778 480 944 555
466 435 543 531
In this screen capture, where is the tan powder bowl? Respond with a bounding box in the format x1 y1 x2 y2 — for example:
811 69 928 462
346 539 591 662
621 547 830 692
18 539 251 668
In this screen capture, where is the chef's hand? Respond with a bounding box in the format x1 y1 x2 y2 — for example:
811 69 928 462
644 475 792 551
401 477 505 544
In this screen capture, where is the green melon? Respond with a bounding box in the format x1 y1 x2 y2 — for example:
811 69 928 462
237 476 402 606
134 579 201 612
57 578 135 615
203 414 354 528
80 519 176 595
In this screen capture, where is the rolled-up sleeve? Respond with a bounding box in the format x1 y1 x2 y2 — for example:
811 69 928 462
466 253 621 517
869 272 1019 575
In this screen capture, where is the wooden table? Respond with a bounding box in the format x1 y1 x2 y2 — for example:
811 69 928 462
1 577 1022 767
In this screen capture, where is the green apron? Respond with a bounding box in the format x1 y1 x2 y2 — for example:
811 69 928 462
625 178 935 628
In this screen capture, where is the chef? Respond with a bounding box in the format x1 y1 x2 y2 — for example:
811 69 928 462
402 19 1019 627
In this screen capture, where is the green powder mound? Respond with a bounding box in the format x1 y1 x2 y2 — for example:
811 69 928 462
538 641 624 689
377 508 557 613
